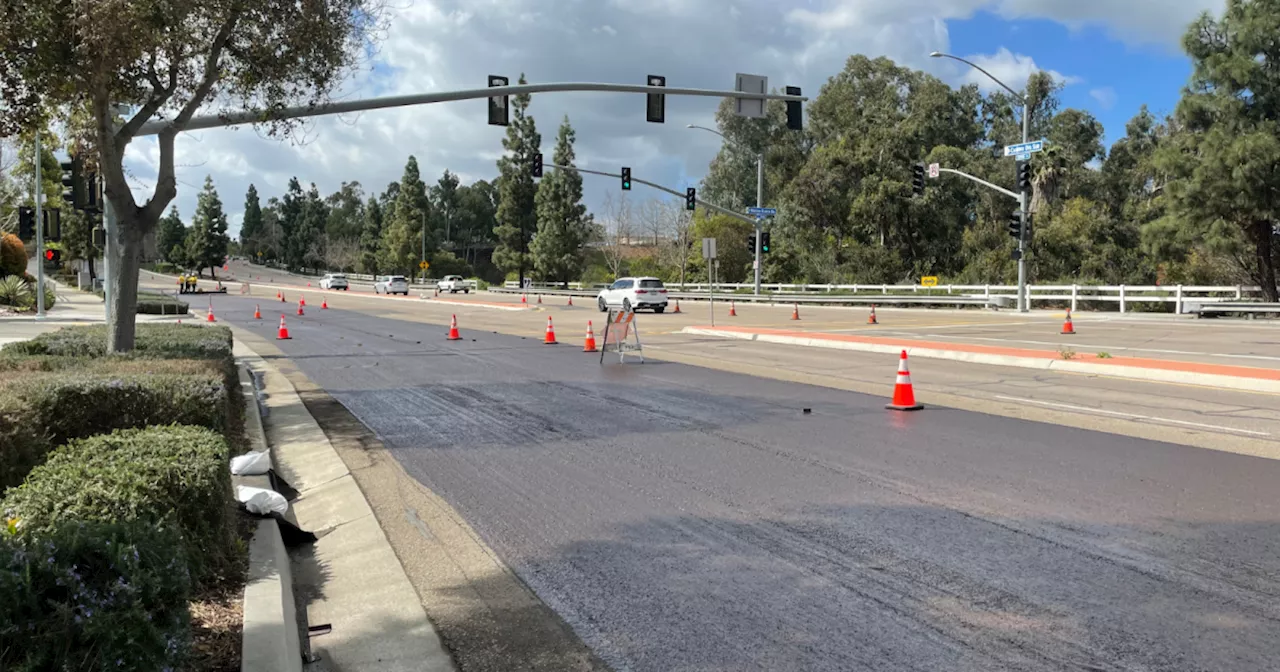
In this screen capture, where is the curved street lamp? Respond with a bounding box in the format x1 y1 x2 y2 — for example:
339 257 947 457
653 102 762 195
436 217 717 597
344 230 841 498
688 124 766 295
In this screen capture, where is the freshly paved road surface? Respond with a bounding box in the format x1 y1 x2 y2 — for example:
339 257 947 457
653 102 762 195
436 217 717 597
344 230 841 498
210 295 1280 671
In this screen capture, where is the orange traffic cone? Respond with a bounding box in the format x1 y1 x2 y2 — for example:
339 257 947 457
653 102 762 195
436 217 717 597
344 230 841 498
1062 310 1076 335
521 294 527 304
673 300 682 314
791 303 800 320
544 316 558 344
307 282 311 288
447 314 462 341
280 292 286 303
276 290 281 300
206 301 216 323
567 296 574 306
434 288 439 297
321 298 328 310
537 294 543 304
886 350 923 411
583 321 597 352
299 296 306 307
729 301 737 317
277 316 291 340
253 304 262 320
868 305 879 325
296 300 304 316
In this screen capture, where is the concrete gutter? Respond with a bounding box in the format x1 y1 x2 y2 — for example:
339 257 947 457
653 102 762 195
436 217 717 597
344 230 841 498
681 326 1280 395
236 361 302 672
234 341 456 672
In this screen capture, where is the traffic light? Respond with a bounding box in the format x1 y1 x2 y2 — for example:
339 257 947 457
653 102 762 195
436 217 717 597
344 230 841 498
685 187 696 211
92 225 106 249
911 164 925 196
531 153 543 178
621 167 631 191
85 172 100 210
60 157 84 209
1016 160 1031 191
18 206 35 240
487 75 509 126
44 249 60 264
760 231 771 253
785 86 803 130
1008 210 1023 238
43 208 60 242
747 233 756 252
646 75 666 123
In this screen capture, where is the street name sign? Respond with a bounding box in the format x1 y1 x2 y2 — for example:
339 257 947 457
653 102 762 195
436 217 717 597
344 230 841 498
1003 140 1045 157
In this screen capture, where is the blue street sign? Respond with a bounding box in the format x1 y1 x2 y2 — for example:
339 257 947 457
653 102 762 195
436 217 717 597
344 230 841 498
1003 140 1045 157
1017 152 1031 161
747 207 777 217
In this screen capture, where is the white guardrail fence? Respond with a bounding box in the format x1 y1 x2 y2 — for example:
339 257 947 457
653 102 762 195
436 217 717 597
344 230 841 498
502 281 1264 314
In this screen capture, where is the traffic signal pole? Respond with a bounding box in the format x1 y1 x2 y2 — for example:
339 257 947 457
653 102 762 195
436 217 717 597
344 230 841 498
1017 107 1031 313
33 132 45 319
754 154 763 296
542 163 757 225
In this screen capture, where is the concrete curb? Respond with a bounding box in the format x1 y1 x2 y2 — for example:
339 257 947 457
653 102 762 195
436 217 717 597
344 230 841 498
680 327 1280 394
232 340 456 672
236 363 303 672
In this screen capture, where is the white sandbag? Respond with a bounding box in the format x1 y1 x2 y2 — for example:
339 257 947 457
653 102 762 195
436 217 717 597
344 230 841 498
230 450 272 476
236 485 289 515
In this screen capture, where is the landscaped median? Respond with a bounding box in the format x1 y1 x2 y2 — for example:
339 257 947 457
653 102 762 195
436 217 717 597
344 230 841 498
680 325 1280 394
0 324 249 671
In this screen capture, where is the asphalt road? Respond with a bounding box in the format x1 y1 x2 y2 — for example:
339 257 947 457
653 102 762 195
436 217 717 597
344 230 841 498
218 295 1280 671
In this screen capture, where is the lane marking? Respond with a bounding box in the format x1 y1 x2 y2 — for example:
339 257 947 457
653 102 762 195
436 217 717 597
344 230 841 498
915 334 1280 363
992 395 1272 437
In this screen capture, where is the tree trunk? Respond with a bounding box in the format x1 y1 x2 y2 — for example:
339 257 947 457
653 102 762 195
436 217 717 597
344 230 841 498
106 225 143 353
1254 220 1277 302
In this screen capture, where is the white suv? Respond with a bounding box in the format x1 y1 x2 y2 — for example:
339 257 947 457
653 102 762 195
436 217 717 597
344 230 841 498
375 275 409 295
597 277 669 313
320 273 349 290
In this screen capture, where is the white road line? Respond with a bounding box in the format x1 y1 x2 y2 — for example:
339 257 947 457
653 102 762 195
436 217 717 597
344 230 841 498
992 395 1272 437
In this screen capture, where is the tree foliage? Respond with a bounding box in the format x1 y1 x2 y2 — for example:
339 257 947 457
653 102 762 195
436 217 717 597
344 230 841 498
493 74 541 281
185 176 228 277
531 117 592 284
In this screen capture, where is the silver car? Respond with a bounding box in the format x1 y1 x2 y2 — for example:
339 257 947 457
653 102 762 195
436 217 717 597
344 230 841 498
374 275 410 295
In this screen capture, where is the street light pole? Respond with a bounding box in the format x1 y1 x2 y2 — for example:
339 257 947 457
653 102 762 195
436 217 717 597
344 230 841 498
931 51 1031 312
687 124 764 295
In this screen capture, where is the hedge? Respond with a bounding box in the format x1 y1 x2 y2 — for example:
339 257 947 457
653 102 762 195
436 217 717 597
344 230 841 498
0 372 229 491
0 323 232 361
2 425 237 587
0 519 191 671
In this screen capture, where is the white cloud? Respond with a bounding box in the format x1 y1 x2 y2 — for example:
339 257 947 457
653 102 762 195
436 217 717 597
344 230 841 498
119 0 1217 237
1090 86 1118 109
957 47 1081 94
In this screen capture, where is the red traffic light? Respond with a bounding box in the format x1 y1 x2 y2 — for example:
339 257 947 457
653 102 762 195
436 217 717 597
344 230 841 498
45 249 54 261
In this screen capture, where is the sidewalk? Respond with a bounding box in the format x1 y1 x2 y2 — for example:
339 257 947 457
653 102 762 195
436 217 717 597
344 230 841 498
681 325 1280 394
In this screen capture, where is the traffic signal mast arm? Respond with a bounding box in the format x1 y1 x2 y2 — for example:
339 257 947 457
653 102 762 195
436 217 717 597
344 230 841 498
136 81 809 137
542 163 758 226
935 167 1024 204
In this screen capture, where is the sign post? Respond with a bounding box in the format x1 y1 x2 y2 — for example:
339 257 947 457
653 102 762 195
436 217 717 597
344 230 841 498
921 276 939 287
702 238 717 327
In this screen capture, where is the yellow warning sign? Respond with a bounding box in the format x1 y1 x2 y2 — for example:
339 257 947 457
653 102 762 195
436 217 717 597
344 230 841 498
419 260 430 270
921 276 939 287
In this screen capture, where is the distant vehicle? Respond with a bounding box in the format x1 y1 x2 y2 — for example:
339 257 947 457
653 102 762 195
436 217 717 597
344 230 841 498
436 275 475 294
320 273 349 290
597 277 669 313
374 275 409 295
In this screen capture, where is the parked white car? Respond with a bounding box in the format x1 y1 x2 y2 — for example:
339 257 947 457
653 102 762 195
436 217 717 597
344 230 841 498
597 277 669 313
319 273 349 290
436 275 476 293
374 275 410 295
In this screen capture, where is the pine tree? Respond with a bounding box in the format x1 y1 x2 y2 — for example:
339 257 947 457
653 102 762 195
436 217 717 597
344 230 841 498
157 206 187 266
532 116 592 284
241 184 263 251
290 184 327 272
380 156 431 276
186 176 229 278
493 74 541 282
359 197 382 275
280 177 305 270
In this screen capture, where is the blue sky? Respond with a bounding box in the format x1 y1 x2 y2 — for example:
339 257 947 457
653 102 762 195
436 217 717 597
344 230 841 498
947 10 1192 146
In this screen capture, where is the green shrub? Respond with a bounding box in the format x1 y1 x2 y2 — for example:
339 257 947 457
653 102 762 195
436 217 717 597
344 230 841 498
0 354 220 378
0 275 31 308
0 372 229 491
0 519 191 671
137 298 189 315
470 277 490 291
3 426 236 587
41 283 55 309
1 323 232 361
